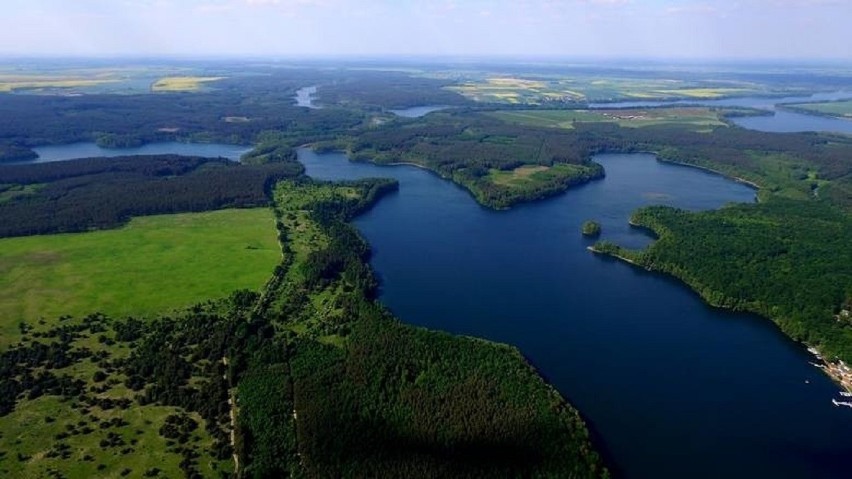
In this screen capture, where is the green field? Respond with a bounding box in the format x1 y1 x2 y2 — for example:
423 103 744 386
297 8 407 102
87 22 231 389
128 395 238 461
491 107 727 132
786 100 852 119
0 208 279 343
488 164 588 187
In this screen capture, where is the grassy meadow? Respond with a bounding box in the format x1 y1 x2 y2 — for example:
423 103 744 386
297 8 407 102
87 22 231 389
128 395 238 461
488 163 590 187
0 208 280 344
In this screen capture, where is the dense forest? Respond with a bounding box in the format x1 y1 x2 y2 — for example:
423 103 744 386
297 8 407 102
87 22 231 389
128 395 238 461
313 72 471 109
0 155 302 237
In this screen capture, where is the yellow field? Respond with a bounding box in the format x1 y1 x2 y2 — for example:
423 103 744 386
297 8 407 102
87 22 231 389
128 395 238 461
0 77 117 92
655 88 749 98
151 76 225 92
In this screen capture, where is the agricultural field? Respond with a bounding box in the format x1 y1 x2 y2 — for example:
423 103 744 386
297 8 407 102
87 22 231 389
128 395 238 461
0 65 213 94
447 75 764 104
784 99 852 119
151 76 226 92
0 208 280 345
491 107 728 132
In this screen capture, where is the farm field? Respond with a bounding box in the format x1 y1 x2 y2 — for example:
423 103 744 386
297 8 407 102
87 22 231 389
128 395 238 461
490 107 728 132
0 208 279 344
151 76 226 92
447 75 764 104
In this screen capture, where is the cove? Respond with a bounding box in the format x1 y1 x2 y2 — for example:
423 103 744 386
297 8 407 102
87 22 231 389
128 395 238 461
28 142 251 164
298 147 852 479
590 91 852 134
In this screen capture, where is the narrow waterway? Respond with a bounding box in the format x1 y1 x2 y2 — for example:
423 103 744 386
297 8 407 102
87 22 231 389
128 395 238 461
299 147 852 479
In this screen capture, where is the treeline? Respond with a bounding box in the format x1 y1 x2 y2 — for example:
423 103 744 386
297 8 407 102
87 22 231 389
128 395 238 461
314 71 471 109
0 155 302 237
289 314 606 478
609 198 852 363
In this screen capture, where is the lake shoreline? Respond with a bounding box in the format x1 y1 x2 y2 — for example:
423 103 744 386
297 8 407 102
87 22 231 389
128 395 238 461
589 242 852 394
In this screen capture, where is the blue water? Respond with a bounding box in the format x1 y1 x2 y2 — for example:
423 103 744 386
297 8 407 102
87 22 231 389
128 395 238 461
389 105 449 118
589 91 852 134
28 142 251 164
298 147 852 479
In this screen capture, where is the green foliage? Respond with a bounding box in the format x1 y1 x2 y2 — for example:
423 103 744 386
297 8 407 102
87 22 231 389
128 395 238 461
347 112 606 208
582 221 602 237
0 155 302 237
237 365 297 479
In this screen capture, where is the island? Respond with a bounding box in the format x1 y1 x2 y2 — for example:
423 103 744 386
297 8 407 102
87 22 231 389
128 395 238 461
582 220 602 237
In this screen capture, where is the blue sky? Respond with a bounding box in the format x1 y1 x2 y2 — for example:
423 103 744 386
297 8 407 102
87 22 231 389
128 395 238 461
1 0 850 59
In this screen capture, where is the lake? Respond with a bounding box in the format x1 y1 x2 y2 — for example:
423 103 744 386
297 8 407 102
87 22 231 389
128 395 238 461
298 147 852 479
389 105 449 118
27 142 251 164
589 91 852 134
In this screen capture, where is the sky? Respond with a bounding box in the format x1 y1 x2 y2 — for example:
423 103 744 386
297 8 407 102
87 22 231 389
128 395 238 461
1 0 850 60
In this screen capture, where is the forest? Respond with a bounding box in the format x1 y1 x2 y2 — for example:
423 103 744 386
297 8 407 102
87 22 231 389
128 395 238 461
0 155 302 237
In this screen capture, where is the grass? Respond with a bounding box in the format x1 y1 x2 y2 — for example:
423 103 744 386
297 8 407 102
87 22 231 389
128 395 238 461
0 314 233 478
0 208 280 345
0 184 44 204
151 76 225 92
491 107 727 132
0 396 214 478
786 100 852 119
487 163 590 188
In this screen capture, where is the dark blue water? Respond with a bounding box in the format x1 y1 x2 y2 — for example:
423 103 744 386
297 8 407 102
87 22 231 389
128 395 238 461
29 142 250 164
389 105 449 118
589 91 852 134
299 147 852 479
